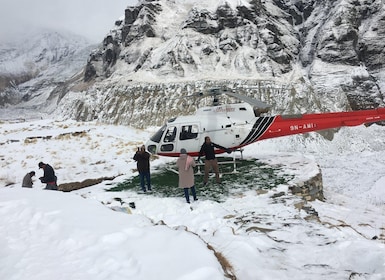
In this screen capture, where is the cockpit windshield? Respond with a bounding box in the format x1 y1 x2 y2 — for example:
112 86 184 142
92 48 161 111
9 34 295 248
150 124 167 143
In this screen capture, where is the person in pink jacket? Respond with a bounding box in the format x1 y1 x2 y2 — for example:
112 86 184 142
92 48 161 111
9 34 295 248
176 148 198 203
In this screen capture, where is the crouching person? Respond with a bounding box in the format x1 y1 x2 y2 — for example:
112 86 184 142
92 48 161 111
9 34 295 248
176 148 198 204
22 171 35 188
38 162 58 190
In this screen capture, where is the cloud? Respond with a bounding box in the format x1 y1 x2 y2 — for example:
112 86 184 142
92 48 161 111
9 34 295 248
0 0 137 43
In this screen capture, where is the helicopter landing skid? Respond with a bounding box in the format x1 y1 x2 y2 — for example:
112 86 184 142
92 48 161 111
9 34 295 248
195 160 240 175
165 167 178 174
196 149 244 175
166 149 244 175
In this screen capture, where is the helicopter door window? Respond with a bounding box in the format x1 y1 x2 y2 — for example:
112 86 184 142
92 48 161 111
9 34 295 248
150 124 167 143
180 125 198 140
163 126 177 143
160 144 174 152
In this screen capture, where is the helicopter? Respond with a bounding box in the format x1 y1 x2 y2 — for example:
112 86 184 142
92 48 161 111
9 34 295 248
145 88 385 157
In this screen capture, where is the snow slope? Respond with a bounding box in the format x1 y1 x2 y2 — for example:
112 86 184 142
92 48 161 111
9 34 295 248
0 116 384 279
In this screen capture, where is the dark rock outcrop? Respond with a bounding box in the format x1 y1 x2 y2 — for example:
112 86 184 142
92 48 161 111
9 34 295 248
84 0 162 81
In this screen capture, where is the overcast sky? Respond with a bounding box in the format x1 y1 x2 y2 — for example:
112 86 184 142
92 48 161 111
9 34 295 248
0 0 138 43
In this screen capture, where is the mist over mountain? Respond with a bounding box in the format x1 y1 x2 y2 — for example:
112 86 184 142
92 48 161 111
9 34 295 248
1 0 385 130
0 28 93 113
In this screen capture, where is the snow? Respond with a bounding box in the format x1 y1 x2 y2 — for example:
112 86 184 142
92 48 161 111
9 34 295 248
0 29 90 75
1 115 385 279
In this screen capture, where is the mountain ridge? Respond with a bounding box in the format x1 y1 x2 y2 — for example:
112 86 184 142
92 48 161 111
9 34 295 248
1 0 385 131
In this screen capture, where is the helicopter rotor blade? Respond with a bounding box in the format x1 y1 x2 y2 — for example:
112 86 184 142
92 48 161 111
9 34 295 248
176 88 271 111
182 92 204 99
224 91 271 110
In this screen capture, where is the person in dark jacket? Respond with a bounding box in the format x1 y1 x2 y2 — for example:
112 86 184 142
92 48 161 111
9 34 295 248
133 145 152 193
22 171 35 188
38 162 58 190
197 136 230 185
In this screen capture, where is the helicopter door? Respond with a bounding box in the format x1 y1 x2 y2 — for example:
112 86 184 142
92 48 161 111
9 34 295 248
177 124 200 152
160 126 177 152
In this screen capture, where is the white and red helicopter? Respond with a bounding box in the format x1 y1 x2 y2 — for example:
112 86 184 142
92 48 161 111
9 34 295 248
145 89 385 157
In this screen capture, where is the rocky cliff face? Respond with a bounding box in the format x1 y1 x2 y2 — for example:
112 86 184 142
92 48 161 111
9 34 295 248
84 0 385 78
8 0 385 129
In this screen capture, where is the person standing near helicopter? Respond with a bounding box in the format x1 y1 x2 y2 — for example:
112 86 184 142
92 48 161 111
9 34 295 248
133 145 152 193
197 136 230 185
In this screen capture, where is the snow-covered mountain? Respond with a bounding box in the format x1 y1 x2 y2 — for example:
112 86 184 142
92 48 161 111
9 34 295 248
0 28 94 112
2 0 385 131
53 0 385 129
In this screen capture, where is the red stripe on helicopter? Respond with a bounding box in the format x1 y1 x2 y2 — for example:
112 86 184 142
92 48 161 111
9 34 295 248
256 108 385 141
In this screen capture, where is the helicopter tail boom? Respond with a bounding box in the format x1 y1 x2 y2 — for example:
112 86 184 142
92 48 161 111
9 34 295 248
245 107 385 143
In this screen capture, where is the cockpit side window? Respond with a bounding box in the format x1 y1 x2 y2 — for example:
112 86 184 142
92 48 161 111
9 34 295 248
150 124 167 143
163 126 177 143
179 125 198 140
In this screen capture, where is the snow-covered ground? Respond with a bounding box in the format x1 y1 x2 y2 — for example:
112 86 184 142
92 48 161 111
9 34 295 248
0 116 385 280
